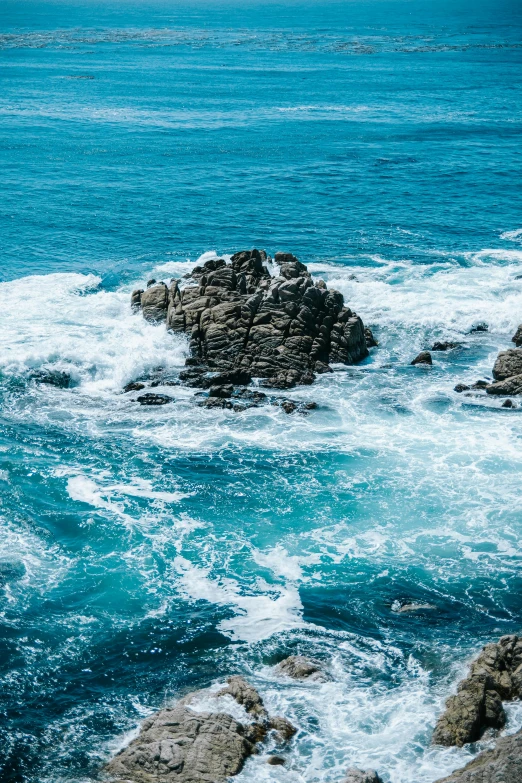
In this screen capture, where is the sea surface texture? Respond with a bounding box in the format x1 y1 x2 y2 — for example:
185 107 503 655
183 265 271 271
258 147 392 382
1 1 522 781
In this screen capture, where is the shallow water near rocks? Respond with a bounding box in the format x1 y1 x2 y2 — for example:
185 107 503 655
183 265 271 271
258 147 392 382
1 1 522 781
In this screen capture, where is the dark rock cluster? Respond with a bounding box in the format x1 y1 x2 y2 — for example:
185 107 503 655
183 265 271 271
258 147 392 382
432 635 522 747
131 250 370 390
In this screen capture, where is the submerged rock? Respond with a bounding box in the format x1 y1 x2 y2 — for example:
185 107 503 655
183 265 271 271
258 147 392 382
123 381 145 393
343 769 384 783
469 322 488 333
454 384 470 393
432 341 459 351
364 327 378 348
104 677 294 783
434 727 522 783
433 635 522 747
136 393 173 406
411 351 433 366
275 655 327 681
133 250 369 389
267 755 285 766
502 399 516 408
391 600 437 613
30 369 72 388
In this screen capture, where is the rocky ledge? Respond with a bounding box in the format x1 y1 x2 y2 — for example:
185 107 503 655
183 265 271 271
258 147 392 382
104 676 296 783
434 728 522 783
433 634 522 747
132 250 371 390
454 324 522 403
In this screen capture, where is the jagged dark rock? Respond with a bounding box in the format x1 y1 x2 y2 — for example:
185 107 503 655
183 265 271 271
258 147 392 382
492 349 522 381
433 635 522 747
454 384 470 393
470 380 489 390
432 341 459 351
365 327 378 348
434 728 522 783
267 755 285 765
268 716 297 741
275 655 327 681
30 369 72 388
343 769 384 783
512 324 522 347
104 677 294 783
124 382 146 393
502 399 516 408
136 393 173 406
132 250 369 389
411 351 432 366
470 322 488 333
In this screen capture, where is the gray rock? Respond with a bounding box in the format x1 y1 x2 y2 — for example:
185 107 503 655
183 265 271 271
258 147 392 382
30 369 72 388
502 399 516 408
512 324 522 347
433 635 522 747
492 349 522 381
268 716 297 741
275 655 327 681
454 384 470 393
432 341 459 351
134 250 369 389
140 283 169 323
434 728 522 783
343 769 384 783
486 374 522 396
105 677 293 783
124 382 146 393
411 351 433 366
267 756 286 766
470 322 488 333
365 327 378 348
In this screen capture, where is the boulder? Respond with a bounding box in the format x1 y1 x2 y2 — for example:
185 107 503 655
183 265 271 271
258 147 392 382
433 635 522 747
411 351 433 366
343 769 384 783
364 328 378 348
454 384 470 393
275 655 327 681
104 677 294 783
502 399 516 408
492 349 522 381
512 324 522 347
124 382 145 393
133 250 369 389
470 322 488 333
486 374 522 396
267 756 285 765
433 728 522 783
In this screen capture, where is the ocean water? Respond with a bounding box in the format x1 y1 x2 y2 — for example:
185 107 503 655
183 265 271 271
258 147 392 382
1 1 522 781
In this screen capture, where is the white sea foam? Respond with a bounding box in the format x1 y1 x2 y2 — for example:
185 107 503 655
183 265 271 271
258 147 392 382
500 228 522 241
174 556 307 643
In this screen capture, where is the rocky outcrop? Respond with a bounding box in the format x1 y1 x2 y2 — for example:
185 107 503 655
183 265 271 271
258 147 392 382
432 341 459 351
434 728 522 783
411 351 433 366
486 374 522 396
275 655 327 681
512 324 522 347
105 676 295 783
132 250 369 389
492 349 522 382
343 769 383 783
433 635 522 747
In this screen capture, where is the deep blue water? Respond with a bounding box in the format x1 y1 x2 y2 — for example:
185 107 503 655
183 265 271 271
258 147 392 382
1 1 522 781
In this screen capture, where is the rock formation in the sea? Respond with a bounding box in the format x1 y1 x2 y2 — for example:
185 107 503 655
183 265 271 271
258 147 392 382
343 769 384 783
433 727 522 783
432 635 522 747
275 655 328 681
511 324 522 348
485 348 522 396
131 250 369 389
104 676 295 783
411 351 433 366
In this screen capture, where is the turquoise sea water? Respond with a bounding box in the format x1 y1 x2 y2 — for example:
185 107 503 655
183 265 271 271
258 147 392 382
1 1 522 781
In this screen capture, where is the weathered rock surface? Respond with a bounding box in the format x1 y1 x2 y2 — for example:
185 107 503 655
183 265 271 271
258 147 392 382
132 250 369 389
411 351 433 366
343 769 384 783
30 369 72 388
434 728 522 783
275 655 327 681
433 635 522 747
512 324 522 347
432 341 459 351
492 348 522 381
105 676 295 783
486 373 522 396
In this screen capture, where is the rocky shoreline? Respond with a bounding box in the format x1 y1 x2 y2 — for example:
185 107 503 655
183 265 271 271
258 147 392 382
100 640 522 783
